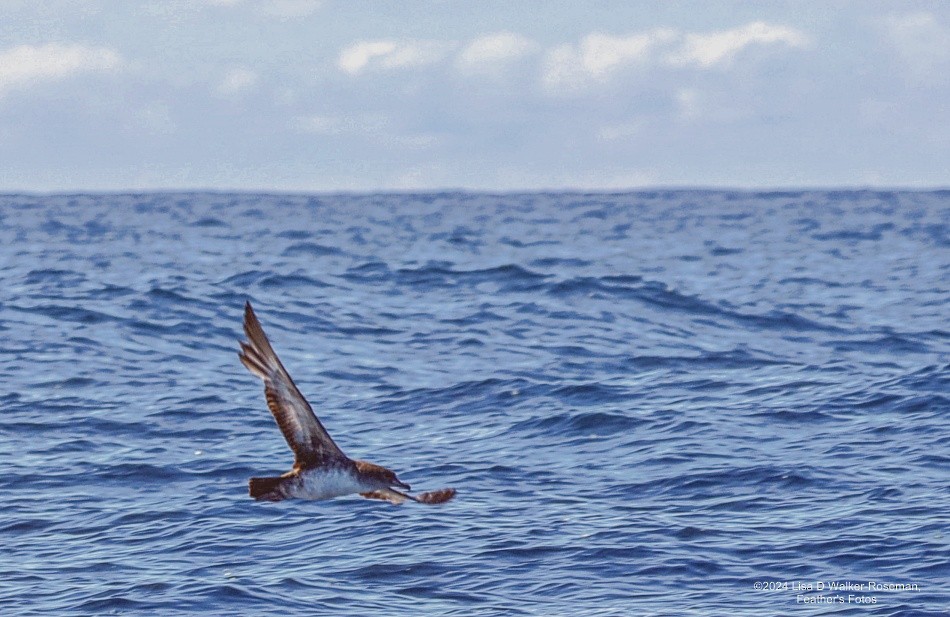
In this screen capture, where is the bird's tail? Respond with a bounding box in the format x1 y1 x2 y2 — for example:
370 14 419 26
249 476 288 501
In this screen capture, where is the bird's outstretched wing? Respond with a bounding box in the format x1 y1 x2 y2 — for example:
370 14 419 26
239 302 346 467
360 487 457 505
360 489 409 505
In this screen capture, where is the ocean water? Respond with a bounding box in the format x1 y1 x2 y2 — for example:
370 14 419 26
0 191 947 616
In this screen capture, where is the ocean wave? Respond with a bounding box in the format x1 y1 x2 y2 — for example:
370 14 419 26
1 191 947 616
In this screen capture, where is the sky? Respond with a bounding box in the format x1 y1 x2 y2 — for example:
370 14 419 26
0 0 947 192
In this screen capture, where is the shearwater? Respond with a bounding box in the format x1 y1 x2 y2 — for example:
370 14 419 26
239 302 456 505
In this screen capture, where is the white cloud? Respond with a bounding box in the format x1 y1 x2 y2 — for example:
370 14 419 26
457 32 538 72
541 22 806 93
542 29 677 91
338 40 453 75
882 12 950 79
336 22 804 89
667 21 807 68
581 30 678 76
339 32 537 78
217 67 258 96
338 41 395 74
0 43 122 95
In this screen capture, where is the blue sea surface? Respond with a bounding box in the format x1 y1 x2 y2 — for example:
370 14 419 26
0 191 947 616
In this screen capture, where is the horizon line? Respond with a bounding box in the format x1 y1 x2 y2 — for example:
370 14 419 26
2 184 949 197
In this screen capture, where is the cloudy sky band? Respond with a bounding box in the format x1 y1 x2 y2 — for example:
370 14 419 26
0 2 946 191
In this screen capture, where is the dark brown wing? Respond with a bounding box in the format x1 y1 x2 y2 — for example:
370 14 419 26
239 302 346 466
360 489 409 505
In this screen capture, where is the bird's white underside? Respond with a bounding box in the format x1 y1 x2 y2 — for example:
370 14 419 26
295 467 372 500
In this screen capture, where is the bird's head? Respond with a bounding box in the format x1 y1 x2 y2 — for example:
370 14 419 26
355 460 410 490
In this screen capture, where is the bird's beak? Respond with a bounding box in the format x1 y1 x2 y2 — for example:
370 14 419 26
394 479 411 491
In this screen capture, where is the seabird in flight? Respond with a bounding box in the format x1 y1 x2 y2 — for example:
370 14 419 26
239 302 456 505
